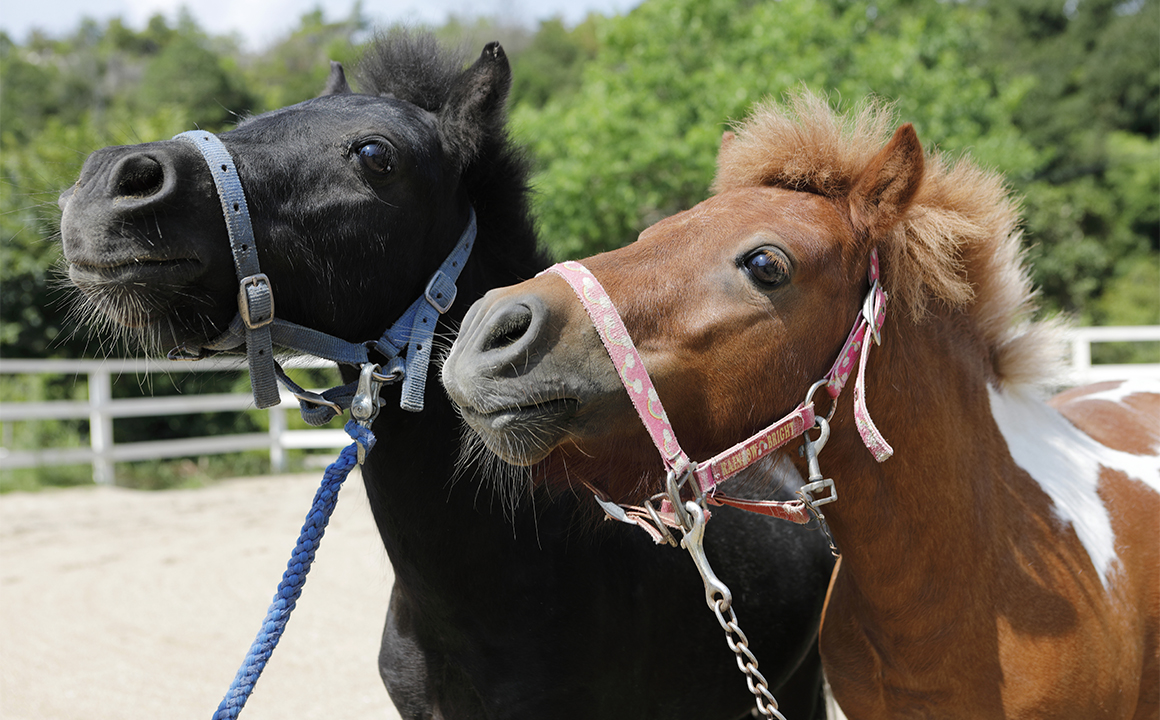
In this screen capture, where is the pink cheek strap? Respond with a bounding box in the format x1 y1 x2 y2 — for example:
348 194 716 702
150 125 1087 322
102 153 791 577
542 250 890 537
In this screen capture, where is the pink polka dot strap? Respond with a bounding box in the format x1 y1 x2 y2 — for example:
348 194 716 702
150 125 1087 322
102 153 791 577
544 249 891 530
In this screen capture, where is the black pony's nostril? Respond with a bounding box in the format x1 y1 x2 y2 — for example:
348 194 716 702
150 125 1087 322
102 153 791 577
112 154 165 199
481 303 534 353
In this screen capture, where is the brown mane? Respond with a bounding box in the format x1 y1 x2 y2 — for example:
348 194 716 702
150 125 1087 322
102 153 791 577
712 90 1063 387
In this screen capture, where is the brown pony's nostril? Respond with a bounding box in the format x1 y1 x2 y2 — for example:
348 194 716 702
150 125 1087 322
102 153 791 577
480 302 534 353
112 154 166 199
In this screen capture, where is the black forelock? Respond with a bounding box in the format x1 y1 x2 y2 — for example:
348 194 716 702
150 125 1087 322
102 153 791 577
354 29 466 112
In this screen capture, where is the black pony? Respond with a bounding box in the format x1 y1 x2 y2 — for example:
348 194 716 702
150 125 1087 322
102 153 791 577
58 31 834 719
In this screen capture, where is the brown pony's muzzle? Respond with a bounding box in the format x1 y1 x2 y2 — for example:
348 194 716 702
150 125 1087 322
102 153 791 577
442 281 628 467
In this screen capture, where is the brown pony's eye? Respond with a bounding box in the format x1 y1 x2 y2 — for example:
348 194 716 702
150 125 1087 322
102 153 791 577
743 247 791 287
355 140 393 175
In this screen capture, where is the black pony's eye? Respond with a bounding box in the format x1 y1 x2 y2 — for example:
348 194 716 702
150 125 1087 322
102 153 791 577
355 141 393 175
743 247 791 287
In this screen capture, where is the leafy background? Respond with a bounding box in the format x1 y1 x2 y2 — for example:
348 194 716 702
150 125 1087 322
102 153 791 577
2 0 1157 487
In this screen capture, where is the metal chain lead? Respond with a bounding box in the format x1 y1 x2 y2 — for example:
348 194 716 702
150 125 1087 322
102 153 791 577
676 497 787 720
712 598 787 719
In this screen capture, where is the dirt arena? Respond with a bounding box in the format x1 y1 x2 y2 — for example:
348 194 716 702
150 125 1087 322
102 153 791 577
1 470 846 720
0 470 403 720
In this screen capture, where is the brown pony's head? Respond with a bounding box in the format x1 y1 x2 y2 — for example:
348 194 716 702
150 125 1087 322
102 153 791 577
442 90 1054 503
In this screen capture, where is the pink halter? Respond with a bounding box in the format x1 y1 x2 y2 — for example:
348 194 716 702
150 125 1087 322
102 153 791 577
544 249 891 541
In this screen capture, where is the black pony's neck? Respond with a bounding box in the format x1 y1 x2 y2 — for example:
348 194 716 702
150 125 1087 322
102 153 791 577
354 187 548 585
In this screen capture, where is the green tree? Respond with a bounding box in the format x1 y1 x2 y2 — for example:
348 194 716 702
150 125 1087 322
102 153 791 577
975 0 1159 321
508 17 599 109
243 7 367 111
134 14 254 125
516 0 1037 259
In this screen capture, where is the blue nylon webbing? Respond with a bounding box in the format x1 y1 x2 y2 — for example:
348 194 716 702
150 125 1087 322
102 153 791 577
172 129 476 418
174 131 280 408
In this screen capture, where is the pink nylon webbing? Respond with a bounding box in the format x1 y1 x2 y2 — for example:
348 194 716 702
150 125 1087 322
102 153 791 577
822 250 892 461
544 248 891 531
547 261 692 475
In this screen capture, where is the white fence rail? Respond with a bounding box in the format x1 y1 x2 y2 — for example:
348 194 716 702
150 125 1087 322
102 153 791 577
0 357 349 484
1 326 1158 485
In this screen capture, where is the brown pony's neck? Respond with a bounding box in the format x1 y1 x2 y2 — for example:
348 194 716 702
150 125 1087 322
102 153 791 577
817 309 1016 637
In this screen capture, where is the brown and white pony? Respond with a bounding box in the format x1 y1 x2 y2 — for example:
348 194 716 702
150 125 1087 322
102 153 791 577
441 92 1160 719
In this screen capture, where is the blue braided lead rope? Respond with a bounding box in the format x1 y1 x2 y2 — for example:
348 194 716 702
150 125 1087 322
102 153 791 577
212 420 376 720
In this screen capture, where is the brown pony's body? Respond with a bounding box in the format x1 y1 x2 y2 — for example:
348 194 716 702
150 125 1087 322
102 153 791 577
442 92 1160 718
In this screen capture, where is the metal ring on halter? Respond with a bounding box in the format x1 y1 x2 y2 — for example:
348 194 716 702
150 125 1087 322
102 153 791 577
804 378 837 423
374 356 406 385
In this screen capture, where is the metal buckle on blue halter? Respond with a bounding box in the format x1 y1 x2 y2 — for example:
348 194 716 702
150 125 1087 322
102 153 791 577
172 129 477 426
172 130 280 407
239 274 275 329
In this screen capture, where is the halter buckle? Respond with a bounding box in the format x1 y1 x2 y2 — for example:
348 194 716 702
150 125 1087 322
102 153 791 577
238 273 275 329
425 270 457 315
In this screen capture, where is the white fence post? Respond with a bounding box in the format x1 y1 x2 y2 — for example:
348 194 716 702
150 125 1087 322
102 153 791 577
1071 334 1092 380
269 405 287 474
89 367 114 485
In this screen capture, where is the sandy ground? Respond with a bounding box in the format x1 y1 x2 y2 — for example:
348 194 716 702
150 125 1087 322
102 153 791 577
0 471 849 720
0 470 403 720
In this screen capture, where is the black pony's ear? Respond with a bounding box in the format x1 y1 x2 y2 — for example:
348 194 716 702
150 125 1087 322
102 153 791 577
439 42 511 168
319 61 352 96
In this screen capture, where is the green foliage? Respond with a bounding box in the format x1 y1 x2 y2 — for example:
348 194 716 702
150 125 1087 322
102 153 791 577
242 7 367 110
508 18 599 108
135 33 254 125
2 2 1157 488
513 0 1037 258
976 0 1160 316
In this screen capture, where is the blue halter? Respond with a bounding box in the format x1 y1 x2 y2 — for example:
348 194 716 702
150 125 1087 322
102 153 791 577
172 130 476 420
170 130 473 718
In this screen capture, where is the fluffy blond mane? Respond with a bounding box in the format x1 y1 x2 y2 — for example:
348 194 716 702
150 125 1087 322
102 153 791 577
712 90 1063 387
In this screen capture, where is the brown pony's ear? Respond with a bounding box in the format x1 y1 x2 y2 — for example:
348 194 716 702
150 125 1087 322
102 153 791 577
849 123 924 241
720 130 736 151
319 61 351 96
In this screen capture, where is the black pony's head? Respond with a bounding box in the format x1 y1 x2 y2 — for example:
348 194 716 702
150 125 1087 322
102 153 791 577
59 31 537 357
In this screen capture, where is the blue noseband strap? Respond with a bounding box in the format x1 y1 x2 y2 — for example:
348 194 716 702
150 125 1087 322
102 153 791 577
175 130 280 407
172 130 476 420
